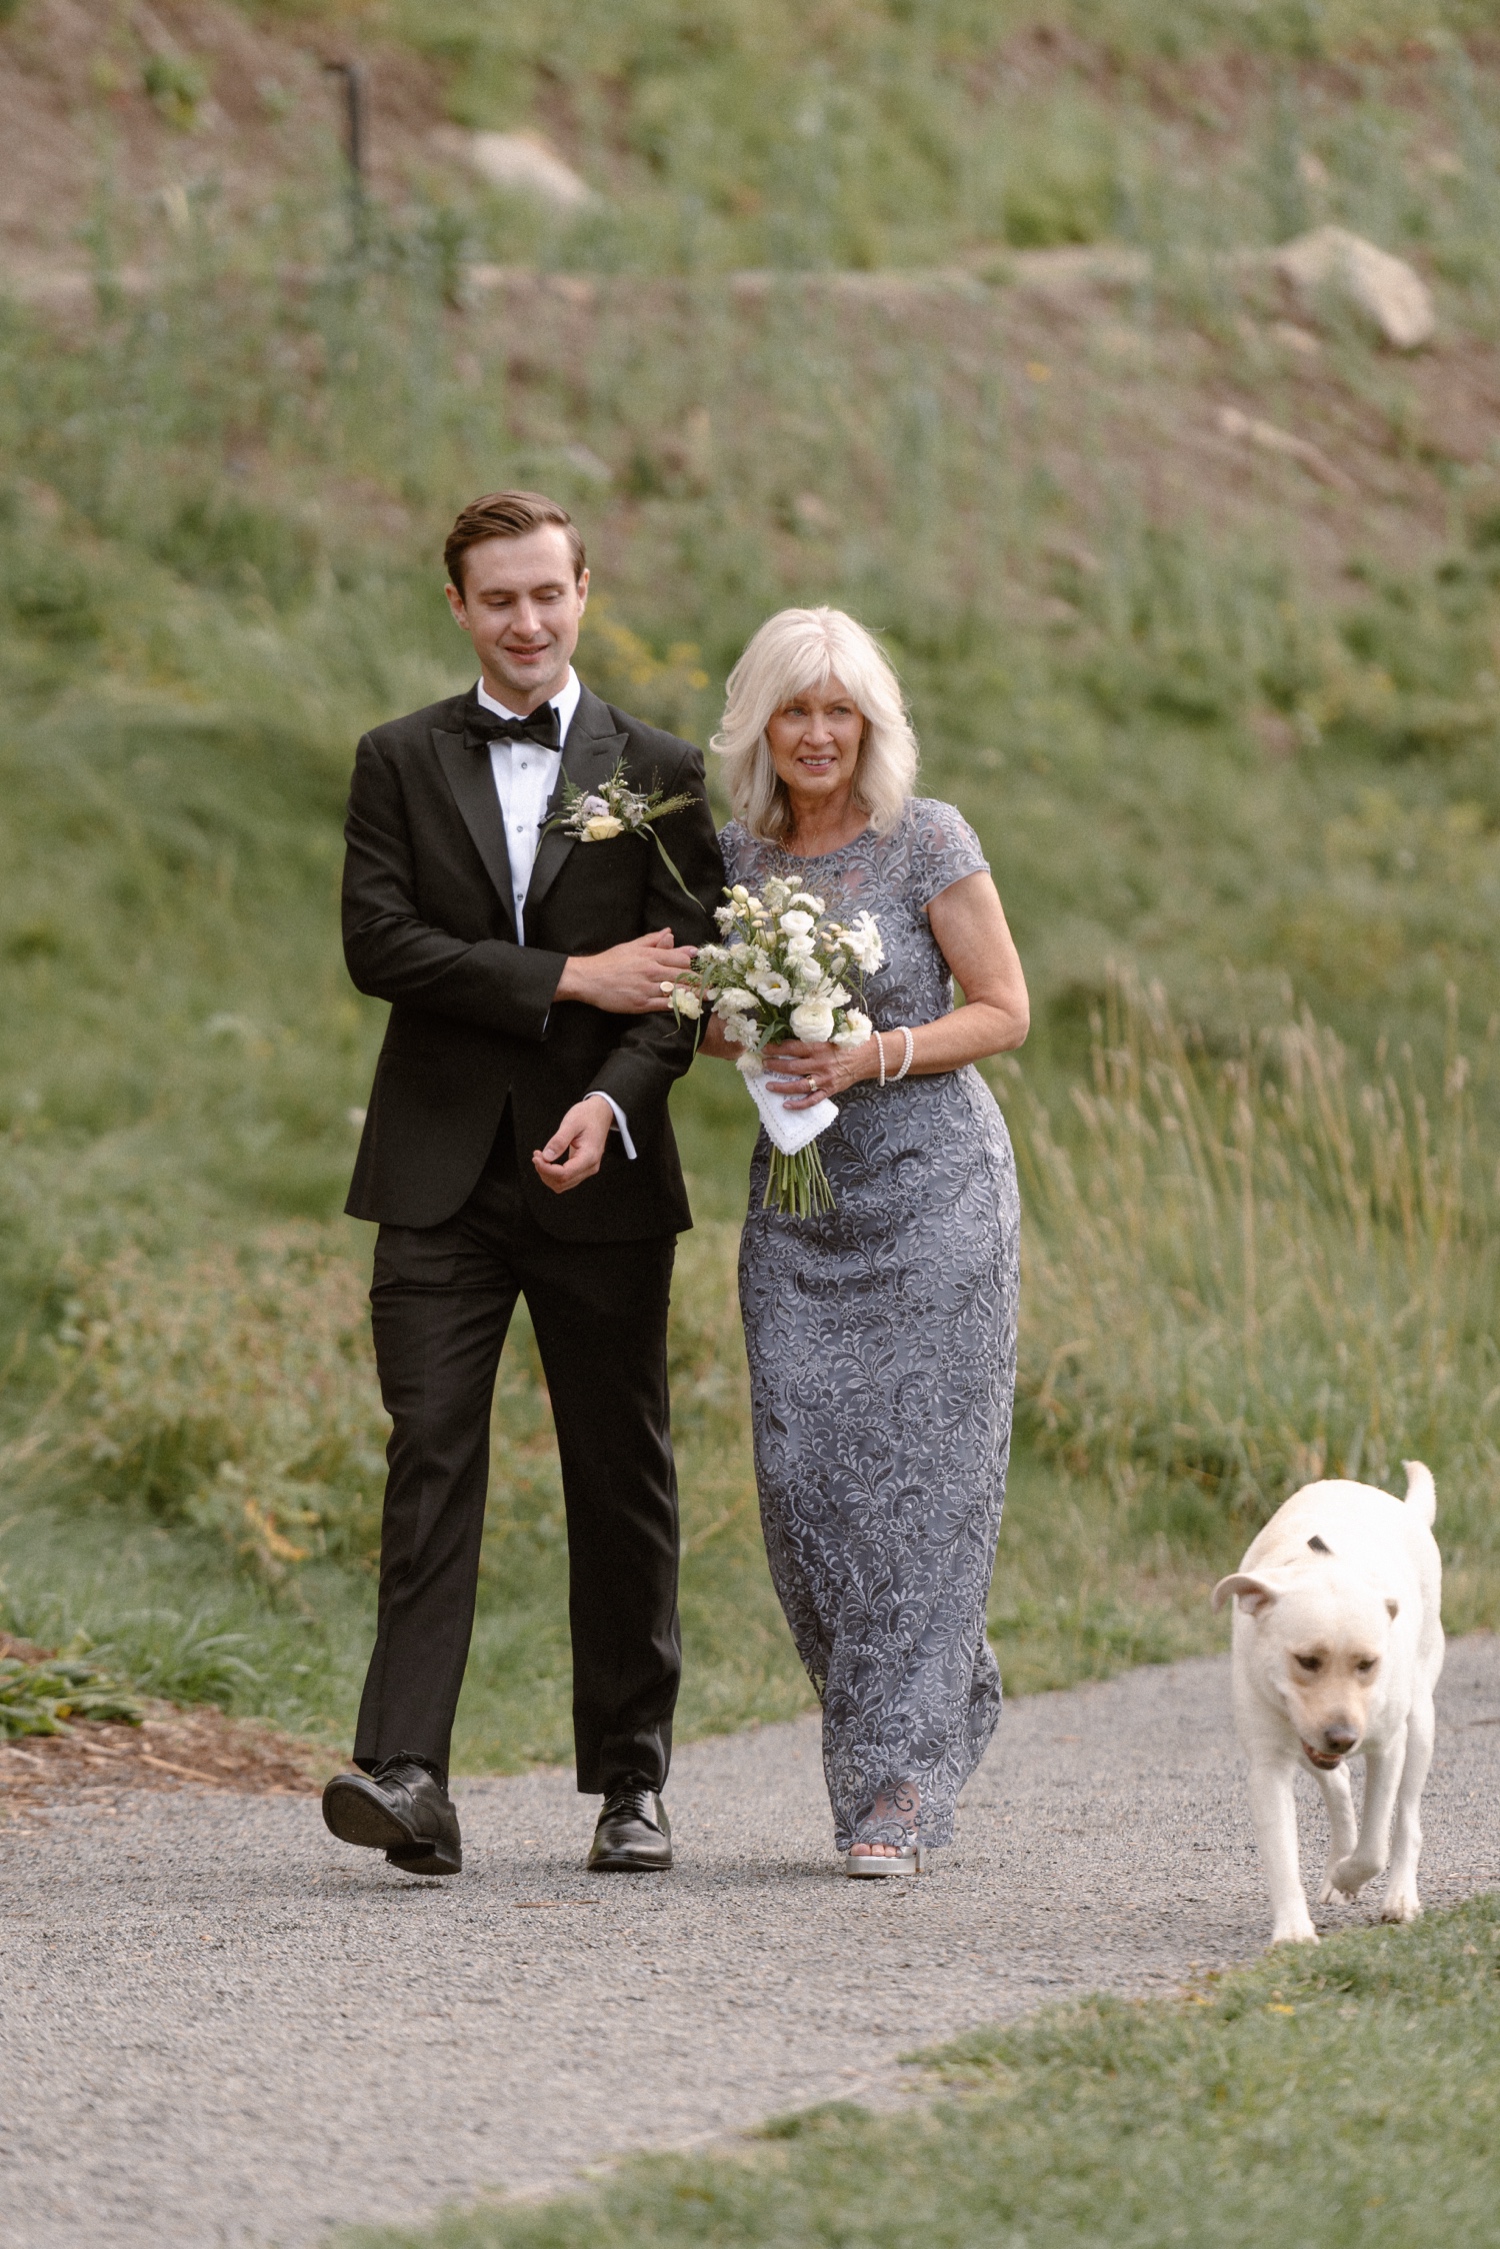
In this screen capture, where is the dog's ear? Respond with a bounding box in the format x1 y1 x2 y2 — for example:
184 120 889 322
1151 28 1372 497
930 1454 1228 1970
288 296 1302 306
1212 1572 1281 1615
1385 1596 1400 1621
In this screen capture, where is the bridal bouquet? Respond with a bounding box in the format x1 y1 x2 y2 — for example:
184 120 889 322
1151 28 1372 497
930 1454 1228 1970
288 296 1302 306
672 877 884 1217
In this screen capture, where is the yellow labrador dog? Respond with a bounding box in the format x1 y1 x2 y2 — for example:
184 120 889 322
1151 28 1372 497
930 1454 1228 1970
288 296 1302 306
1212 1462 1443 1946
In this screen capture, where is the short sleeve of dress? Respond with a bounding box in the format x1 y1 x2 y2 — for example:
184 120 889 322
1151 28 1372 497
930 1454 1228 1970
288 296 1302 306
719 819 753 886
906 798 990 906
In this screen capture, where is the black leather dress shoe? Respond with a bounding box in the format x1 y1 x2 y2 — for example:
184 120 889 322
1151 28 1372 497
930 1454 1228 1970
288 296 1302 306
588 1784 672 1872
322 1756 462 1876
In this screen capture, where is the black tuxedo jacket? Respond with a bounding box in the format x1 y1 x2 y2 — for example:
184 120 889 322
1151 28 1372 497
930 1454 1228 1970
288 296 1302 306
342 681 724 1238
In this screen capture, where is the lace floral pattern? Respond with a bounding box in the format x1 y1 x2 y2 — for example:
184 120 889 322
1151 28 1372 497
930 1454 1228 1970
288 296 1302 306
724 800 1020 1852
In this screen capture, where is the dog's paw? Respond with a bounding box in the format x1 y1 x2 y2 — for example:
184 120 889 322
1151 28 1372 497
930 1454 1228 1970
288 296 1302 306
1326 1853 1378 1900
1380 1890 1422 1925
1270 1915 1319 1946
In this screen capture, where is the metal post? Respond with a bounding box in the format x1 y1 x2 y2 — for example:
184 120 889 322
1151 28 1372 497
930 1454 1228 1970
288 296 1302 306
323 61 367 253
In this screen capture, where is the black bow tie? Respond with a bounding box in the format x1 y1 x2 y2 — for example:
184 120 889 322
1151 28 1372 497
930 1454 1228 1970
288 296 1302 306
468 701 560 753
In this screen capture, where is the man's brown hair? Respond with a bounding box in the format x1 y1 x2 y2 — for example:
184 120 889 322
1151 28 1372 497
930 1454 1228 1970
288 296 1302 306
444 490 586 592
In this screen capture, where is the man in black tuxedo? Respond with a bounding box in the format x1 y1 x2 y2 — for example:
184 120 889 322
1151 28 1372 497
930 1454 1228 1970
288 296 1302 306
321 490 723 1877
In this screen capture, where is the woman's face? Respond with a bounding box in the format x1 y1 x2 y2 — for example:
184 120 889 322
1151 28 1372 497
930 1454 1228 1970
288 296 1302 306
765 675 865 811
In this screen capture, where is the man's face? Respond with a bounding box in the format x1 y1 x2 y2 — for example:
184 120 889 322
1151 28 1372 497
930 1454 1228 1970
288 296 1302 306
445 527 589 712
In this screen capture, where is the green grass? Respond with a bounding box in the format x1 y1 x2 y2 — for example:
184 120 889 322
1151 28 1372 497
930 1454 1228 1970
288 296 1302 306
0 1247 1237 1758
363 0 1500 277
4 3 1500 1755
334 1895 1500 2248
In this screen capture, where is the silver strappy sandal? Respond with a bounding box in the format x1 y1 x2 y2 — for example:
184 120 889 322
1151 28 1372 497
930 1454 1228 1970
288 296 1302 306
843 1845 928 1877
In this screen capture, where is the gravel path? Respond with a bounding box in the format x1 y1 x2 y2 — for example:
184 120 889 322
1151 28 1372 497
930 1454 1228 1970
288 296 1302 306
4 1638 1499 2249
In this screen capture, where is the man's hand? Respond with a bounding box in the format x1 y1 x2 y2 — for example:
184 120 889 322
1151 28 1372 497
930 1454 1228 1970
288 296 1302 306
532 1094 615 1194
554 927 697 1014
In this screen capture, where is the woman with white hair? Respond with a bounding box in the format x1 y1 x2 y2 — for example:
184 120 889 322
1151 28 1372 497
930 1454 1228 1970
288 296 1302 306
702 606 1029 1874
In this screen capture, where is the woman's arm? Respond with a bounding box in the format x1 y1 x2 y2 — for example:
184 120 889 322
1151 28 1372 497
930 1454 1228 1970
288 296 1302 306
766 869 1029 1109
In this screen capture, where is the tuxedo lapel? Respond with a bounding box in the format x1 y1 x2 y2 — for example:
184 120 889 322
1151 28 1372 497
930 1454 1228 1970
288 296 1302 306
432 712 517 934
524 686 628 919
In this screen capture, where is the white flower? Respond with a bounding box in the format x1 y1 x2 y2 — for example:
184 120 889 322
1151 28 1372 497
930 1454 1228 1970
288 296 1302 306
725 1016 758 1050
714 903 738 928
751 970 793 1005
729 942 755 965
843 911 885 972
583 814 624 842
730 884 751 903
579 793 610 818
715 985 757 1013
789 998 836 1043
778 909 815 937
788 892 825 914
824 982 851 1008
783 933 816 959
672 987 702 1019
794 953 823 986
832 1009 872 1045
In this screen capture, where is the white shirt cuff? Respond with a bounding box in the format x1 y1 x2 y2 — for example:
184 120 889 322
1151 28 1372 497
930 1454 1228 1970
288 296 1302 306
586 1091 636 1160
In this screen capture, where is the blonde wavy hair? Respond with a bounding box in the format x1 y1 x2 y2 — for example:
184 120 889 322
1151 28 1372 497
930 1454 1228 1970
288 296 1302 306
711 607 919 843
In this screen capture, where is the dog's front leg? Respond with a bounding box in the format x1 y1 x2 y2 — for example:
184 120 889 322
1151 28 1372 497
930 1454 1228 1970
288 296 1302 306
1312 1762 1358 1906
1247 1758 1316 1944
1380 1691 1435 1924
1327 1720 1407 1901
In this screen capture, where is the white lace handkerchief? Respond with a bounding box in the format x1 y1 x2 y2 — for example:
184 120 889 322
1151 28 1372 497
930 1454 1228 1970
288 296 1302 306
743 1065 839 1156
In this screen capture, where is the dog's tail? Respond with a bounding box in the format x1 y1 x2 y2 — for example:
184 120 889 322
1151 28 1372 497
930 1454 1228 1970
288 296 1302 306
1401 1459 1437 1526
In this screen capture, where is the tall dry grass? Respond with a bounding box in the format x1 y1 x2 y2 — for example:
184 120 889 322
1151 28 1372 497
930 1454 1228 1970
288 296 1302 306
1011 976 1500 1546
41 1230 387 1575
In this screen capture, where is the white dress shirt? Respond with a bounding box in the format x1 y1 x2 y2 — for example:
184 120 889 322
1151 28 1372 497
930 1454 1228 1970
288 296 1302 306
474 671 635 1159
476 669 579 938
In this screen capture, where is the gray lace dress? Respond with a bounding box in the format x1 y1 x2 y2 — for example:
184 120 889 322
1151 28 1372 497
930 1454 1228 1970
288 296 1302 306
723 799 1020 1855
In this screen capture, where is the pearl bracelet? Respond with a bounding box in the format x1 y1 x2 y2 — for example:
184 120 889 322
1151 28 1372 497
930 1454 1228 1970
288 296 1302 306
877 1027 915 1086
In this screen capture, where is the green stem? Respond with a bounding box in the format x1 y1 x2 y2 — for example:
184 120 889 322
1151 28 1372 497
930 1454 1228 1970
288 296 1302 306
649 827 700 909
763 1141 835 1218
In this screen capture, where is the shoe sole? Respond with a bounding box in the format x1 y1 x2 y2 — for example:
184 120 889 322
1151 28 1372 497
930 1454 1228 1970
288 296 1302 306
588 1850 673 1873
843 1848 927 1877
323 1778 410 1853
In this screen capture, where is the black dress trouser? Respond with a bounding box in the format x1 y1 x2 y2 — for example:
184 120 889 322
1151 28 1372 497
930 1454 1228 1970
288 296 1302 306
352 1121 681 1793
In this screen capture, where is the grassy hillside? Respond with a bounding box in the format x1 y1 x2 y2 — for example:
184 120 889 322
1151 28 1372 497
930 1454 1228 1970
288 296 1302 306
378 0 1500 274
2 0 1500 1763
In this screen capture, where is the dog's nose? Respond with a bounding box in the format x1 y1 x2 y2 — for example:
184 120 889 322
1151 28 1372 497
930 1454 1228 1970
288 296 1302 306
1324 1724 1358 1754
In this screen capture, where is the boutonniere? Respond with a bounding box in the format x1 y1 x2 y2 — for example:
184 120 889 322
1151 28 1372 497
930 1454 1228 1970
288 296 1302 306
545 757 698 904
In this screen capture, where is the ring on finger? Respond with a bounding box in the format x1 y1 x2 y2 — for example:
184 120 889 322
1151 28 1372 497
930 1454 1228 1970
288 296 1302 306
658 980 674 994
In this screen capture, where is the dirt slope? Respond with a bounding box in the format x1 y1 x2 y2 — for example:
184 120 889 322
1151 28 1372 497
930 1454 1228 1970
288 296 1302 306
0 0 444 273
